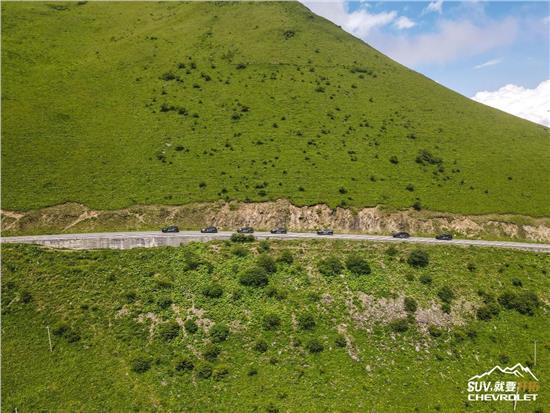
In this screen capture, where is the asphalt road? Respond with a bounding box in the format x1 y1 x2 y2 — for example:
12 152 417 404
1 231 549 252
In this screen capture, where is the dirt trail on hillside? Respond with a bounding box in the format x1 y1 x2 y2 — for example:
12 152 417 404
2 200 549 241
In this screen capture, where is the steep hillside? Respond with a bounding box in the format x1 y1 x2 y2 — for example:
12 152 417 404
2 241 549 411
2 1 549 216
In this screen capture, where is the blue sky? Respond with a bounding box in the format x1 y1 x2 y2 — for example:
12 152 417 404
300 1 550 125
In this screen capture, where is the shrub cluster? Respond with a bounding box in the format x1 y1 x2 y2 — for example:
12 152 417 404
210 324 229 342
276 250 294 265
345 255 371 275
184 319 198 334
257 254 277 274
230 233 255 243
262 313 281 331
498 291 539 315
202 283 223 298
318 256 343 276
239 267 269 287
298 314 316 330
158 321 180 341
407 250 430 268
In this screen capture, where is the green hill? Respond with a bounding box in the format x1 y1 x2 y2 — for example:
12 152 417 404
2 1 549 216
2 241 549 411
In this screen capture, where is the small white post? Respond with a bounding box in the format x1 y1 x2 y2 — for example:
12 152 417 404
46 326 53 352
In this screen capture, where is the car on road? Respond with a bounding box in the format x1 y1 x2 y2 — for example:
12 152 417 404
201 226 218 233
270 227 287 234
237 226 254 234
392 231 410 239
317 229 334 235
161 226 179 233
435 233 453 240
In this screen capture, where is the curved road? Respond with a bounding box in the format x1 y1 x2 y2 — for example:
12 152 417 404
1 231 549 252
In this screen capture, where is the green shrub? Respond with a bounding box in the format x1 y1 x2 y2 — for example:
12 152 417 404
404 297 417 313
257 254 277 274
203 344 221 361
306 339 324 353
196 363 212 379
276 250 294 265
441 302 451 314
254 339 268 353
175 357 194 372
52 322 69 337
262 313 281 331
231 245 248 257
498 291 539 315
428 325 443 337
184 319 198 334
345 255 371 275
385 246 398 256
257 240 270 253
318 256 343 276
182 250 202 270
389 318 409 333
419 274 432 284
467 262 477 272
157 296 173 309
437 286 455 304
230 233 255 243
131 357 151 373
265 286 287 300
213 365 229 381
202 283 223 298
511 277 523 287
21 290 33 303
210 324 229 342
158 321 180 341
298 314 316 330
239 266 269 287
476 303 500 321
407 250 429 268
335 335 347 347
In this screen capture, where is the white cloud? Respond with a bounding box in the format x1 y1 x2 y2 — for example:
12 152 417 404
471 80 550 126
302 1 397 38
425 0 443 15
394 16 416 30
474 58 501 69
371 18 518 66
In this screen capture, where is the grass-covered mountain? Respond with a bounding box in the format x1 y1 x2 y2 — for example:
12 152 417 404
2 241 549 411
2 1 549 216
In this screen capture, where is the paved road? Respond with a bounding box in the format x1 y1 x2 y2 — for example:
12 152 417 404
1 231 549 252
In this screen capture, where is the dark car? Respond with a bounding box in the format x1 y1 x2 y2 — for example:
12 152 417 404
392 231 410 239
161 225 179 233
317 229 334 235
270 227 287 234
201 226 218 234
435 233 453 241
237 226 254 234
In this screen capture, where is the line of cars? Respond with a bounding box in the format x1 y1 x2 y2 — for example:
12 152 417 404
161 226 453 240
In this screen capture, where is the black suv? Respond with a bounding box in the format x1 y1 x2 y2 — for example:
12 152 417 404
435 233 453 241
237 226 254 234
162 226 179 233
392 231 410 239
270 227 287 234
317 229 334 235
201 226 218 233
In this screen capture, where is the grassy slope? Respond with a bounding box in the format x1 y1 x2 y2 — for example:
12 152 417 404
1 1 549 216
2 241 549 412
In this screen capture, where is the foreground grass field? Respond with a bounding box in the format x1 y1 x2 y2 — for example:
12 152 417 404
2 241 549 412
2 2 549 215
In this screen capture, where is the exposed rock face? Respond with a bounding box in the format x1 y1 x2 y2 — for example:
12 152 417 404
2 199 550 241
